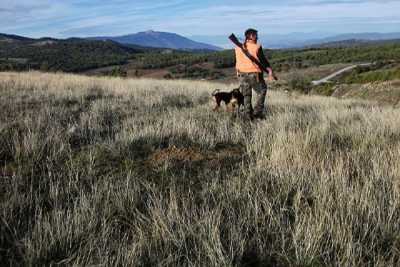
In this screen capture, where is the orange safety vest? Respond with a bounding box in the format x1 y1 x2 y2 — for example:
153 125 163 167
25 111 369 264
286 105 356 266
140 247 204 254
235 42 262 73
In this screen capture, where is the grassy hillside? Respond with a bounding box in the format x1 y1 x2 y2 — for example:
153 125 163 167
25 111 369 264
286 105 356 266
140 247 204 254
343 66 400 84
0 38 141 72
1 72 400 266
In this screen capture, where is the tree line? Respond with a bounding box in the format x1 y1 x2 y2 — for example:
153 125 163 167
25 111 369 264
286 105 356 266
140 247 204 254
1 39 399 74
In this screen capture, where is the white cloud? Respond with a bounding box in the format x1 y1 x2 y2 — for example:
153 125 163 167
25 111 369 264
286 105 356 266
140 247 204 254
158 1 400 35
0 0 399 37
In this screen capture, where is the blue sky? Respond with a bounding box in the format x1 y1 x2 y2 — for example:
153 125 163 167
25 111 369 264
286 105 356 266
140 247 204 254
1 0 400 38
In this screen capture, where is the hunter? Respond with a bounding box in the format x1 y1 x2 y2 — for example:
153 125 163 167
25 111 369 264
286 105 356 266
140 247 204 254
235 28 275 120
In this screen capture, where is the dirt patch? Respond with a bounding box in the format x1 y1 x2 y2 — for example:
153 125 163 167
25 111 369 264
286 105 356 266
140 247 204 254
148 144 245 167
331 84 360 97
392 80 400 87
150 145 205 164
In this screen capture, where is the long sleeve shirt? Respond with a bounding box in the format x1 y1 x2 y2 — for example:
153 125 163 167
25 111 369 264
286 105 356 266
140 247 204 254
257 46 272 71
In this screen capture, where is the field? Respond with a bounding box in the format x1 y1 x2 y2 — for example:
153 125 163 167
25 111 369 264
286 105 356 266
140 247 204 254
1 72 400 266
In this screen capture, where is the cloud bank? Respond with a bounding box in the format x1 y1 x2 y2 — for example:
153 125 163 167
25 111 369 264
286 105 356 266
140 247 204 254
1 0 399 38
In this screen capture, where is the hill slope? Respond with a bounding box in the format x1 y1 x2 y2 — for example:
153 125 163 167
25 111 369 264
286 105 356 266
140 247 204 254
1 71 400 266
0 33 143 72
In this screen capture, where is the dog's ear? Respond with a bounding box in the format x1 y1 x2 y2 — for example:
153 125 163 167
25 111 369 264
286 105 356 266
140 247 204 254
232 89 241 96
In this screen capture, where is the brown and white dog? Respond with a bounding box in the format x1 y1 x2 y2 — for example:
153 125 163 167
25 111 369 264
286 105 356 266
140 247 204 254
211 88 244 112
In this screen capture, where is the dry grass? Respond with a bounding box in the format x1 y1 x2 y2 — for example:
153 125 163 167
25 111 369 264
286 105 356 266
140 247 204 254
331 80 400 106
1 71 400 266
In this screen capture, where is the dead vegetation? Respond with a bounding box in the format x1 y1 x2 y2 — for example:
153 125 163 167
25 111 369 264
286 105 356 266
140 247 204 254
330 79 400 106
1 71 400 266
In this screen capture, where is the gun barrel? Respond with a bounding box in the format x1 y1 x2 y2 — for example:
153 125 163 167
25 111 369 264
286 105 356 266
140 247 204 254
228 34 241 47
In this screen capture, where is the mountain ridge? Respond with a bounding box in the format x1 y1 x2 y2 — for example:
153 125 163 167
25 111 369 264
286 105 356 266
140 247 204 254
190 32 400 49
89 30 223 51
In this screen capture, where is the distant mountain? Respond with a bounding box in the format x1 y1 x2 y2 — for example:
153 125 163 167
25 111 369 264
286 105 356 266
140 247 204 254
307 38 400 48
0 33 35 43
90 30 223 51
190 32 400 49
311 32 400 45
190 32 333 49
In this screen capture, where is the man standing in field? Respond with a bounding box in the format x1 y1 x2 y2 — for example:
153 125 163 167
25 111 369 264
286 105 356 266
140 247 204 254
234 28 275 120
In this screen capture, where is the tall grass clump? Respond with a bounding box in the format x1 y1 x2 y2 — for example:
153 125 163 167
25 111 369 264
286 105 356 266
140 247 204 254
1 71 400 266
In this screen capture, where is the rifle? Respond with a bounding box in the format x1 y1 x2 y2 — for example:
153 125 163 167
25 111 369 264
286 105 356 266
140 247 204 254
229 33 278 80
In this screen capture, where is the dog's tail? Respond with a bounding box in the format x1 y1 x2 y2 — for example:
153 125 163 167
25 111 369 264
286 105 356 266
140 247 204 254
211 89 220 96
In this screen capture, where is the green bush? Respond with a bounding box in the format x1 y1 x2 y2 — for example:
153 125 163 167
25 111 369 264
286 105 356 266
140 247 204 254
108 67 127 77
312 83 336 96
345 67 400 84
287 73 312 93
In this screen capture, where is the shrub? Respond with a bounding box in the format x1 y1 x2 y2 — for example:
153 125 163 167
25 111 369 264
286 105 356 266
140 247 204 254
287 72 312 93
108 67 127 77
345 67 400 84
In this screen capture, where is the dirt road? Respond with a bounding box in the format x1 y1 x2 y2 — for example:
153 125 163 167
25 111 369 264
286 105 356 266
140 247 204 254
311 63 372 85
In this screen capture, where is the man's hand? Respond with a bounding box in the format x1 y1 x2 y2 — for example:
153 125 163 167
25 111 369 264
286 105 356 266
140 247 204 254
266 68 277 81
267 71 278 82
